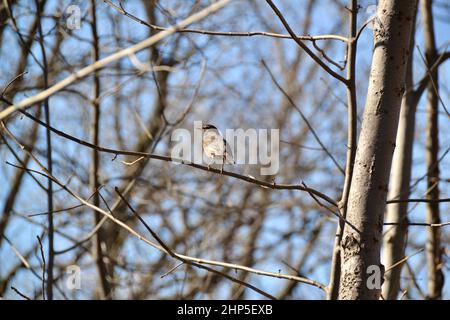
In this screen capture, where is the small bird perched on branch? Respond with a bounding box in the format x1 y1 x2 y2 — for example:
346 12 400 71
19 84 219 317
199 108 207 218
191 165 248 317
201 124 234 172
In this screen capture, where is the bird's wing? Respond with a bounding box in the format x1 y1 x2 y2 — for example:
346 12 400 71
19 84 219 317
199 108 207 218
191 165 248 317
223 138 234 164
205 142 223 156
203 129 234 164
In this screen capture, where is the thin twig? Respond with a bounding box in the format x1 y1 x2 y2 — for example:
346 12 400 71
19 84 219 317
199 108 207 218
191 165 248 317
301 181 360 234
36 235 46 300
27 187 102 217
3 123 328 293
262 59 345 175
312 40 345 70
384 221 450 228
0 0 232 121
11 286 31 300
12 108 338 207
265 0 347 84
2 235 31 269
161 262 185 279
416 45 450 117
102 0 347 42
114 187 278 300
6 160 327 293
386 198 450 204
384 248 425 274
54 190 110 255
1 71 28 97
35 0 54 299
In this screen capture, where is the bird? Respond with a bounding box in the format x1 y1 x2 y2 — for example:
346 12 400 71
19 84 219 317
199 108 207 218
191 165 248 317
201 124 234 172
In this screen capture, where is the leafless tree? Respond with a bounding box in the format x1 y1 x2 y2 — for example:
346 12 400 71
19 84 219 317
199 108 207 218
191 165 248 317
0 0 448 300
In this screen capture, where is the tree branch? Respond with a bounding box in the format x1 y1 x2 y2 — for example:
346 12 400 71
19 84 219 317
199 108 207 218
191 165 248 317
265 0 348 84
0 0 232 121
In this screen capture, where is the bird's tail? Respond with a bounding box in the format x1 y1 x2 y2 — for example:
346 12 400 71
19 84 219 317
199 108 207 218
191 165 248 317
224 153 235 165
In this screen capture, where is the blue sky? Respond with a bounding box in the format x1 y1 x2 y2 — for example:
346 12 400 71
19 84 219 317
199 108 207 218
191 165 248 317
0 0 449 299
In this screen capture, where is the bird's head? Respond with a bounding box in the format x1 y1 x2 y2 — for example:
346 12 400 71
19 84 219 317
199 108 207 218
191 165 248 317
201 124 217 131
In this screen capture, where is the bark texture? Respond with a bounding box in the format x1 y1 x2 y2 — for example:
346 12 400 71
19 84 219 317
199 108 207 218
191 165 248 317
381 21 417 300
338 0 417 300
422 0 444 300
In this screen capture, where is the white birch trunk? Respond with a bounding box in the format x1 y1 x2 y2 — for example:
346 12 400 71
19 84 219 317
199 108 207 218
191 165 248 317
338 0 417 300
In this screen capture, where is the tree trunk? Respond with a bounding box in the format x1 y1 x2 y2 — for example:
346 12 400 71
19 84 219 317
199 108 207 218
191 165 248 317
422 0 444 300
381 14 417 299
338 0 417 300
90 0 112 299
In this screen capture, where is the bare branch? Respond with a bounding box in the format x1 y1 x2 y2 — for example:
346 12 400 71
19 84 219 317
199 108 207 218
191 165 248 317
265 0 348 84
0 0 232 121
